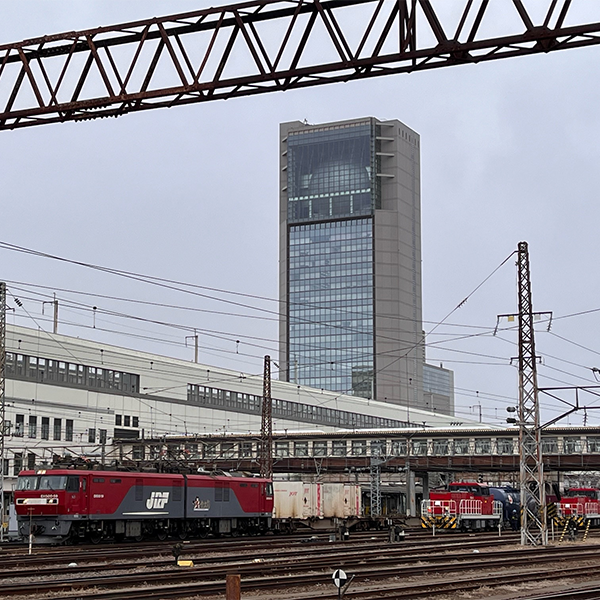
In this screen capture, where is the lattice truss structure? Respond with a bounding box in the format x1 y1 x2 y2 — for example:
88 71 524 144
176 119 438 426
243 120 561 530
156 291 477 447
1 0 600 129
517 242 547 546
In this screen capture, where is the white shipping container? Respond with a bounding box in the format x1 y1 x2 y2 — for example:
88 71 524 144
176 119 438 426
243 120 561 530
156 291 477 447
273 481 304 519
343 485 362 517
303 483 322 518
323 483 345 518
274 482 361 520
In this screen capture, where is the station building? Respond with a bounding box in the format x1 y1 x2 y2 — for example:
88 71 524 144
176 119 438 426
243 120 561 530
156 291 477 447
3 324 480 492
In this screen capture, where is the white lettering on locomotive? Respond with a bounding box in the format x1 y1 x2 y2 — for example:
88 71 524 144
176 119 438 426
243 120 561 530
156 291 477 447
146 491 170 510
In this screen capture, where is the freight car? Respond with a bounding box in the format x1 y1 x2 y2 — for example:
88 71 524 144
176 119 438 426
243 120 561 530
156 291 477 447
273 481 361 532
421 482 503 531
14 469 273 544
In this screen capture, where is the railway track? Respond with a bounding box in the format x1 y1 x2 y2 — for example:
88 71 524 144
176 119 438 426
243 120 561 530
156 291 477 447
1 533 598 599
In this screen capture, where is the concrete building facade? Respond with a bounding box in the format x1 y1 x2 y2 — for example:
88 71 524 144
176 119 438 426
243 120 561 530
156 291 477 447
279 117 424 410
1 324 472 492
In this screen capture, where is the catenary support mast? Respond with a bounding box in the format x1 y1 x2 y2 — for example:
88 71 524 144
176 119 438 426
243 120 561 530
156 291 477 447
259 355 273 479
0 282 6 541
517 242 547 546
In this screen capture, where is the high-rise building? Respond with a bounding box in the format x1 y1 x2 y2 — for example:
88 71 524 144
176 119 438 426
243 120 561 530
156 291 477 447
279 117 425 411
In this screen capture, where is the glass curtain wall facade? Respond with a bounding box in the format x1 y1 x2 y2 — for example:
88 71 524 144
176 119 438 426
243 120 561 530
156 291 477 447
279 117 425 411
286 121 377 396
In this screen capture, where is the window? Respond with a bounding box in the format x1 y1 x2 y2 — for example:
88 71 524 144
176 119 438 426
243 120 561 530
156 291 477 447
132 416 139 428
53 418 61 441
65 419 73 442
351 440 366 456
88 428 96 443
563 437 582 454
28 416 37 439
66 476 80 492
475 439 491 454
15 414 24 437
371 440 386 457
203 443 218 458
27 453 35 470
453 439 470 455
41 417 50 440
13 453 22 476
542 437 558 453
433 440 449 455
93 478 105 483
497 439 514 454
133 446 145 460
1 459 8 476
391 440 407 455
239 442 253 458
124 415 131 427
221 443 235 458
275 441 289 457
99 429 107 445
294 441 309 457
411 441 427 456
332 440 347 456
587 438 600 453
313 441 328 456
115 414 122 426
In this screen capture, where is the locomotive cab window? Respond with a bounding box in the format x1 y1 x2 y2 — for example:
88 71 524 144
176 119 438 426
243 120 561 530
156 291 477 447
17 476 38 490
39 475 67 490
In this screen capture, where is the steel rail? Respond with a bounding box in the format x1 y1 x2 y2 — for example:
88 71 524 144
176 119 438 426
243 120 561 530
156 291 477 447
0 0 599 130
2 540 599 597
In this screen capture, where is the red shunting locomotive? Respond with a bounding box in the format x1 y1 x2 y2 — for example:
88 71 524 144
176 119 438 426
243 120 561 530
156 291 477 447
421 481 503 531
557 487 600 522
14 469 273 543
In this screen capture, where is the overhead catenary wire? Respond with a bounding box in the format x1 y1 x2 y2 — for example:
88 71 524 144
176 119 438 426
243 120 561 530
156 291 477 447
4 241 600 428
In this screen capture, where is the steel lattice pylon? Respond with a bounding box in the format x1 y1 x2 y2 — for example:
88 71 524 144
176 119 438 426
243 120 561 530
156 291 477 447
0 282 5 541
517 242 547 546
259 355 273 479
1 1 600 130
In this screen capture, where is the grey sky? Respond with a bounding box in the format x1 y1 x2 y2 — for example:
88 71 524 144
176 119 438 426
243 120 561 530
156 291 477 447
1 2 600 428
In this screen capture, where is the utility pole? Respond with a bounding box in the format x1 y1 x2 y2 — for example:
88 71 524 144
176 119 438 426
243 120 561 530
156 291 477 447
259 356 273 479
42 294 59 334
0 282 6 542
185 329 198 363
53 294 58 334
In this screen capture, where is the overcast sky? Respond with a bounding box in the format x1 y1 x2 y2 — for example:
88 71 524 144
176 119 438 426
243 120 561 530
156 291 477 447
2 1 600 428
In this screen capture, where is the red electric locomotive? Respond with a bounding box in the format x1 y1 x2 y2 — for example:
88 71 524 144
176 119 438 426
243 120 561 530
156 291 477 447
14 469 273 543
421 481 503 531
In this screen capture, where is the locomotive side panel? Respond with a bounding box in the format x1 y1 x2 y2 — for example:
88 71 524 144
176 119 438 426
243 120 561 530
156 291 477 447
88 473 185 520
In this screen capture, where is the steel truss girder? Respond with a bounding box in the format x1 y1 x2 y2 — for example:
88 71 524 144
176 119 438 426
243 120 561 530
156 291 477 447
517 241 547 546
0 0 599 130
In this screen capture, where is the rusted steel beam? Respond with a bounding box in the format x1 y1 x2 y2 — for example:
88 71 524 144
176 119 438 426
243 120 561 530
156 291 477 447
0 0 598 130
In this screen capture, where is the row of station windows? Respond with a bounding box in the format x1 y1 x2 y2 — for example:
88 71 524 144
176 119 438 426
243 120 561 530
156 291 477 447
187 384 407 430
125 435 600 461
10 414 108 447
6 352 140 394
